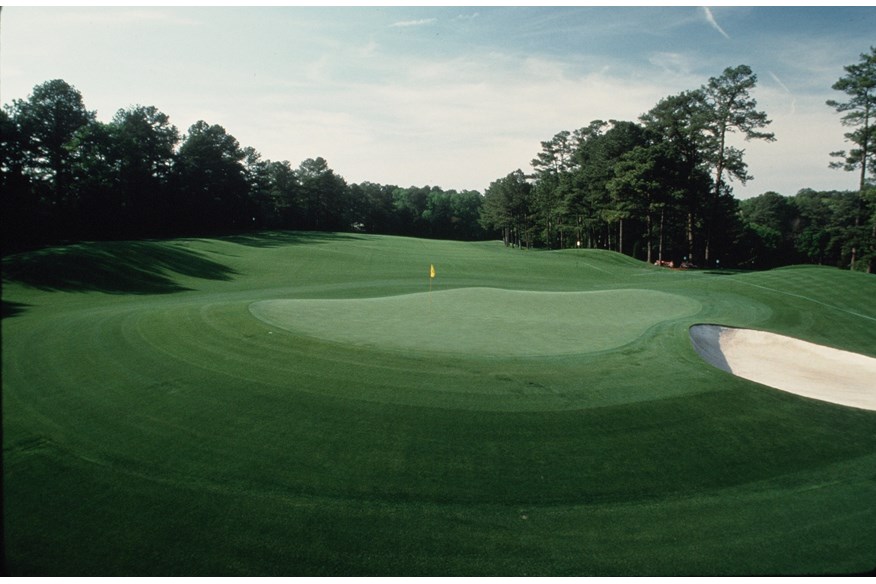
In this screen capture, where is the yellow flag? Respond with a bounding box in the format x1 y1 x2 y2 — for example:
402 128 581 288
430 264 436 279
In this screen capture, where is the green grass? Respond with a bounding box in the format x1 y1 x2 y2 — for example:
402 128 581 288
3 231 876 576
251 288 701 357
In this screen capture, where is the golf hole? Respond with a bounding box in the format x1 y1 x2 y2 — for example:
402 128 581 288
690 324 876 411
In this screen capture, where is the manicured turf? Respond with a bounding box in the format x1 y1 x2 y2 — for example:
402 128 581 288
3 232 876 576
251 288 701 356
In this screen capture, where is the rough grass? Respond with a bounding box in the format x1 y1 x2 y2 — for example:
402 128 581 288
3 231 875 576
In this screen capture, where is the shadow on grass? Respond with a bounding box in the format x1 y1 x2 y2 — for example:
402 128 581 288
2 240 237 294
703 270 744 276
221 230 367 248
1 300 31 319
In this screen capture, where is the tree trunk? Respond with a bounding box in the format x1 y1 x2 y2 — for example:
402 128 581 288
546 217 553 250
687 211 694 262
659 207 665 263
619 218 624 255
646 212 652 264
707 125 727 269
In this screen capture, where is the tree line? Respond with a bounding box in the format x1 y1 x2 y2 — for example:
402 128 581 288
481 53 875 272
735 188 874 269
0 80 484 252
2 48 874 271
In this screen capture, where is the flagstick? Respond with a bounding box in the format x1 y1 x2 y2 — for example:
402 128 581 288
428 264 435 310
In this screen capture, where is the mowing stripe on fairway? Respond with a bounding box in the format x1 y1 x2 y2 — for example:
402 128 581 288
733 278 876 323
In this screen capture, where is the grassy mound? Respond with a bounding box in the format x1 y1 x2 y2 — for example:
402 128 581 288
3 232 875 576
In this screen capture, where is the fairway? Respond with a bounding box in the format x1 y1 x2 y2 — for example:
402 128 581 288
3 232 876 576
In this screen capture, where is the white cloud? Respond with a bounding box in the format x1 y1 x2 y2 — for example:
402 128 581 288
390 18 437 28
647 52 700 80
359 39 379 57
730 97 857 198
768 71 791 94
701 7 730 39
236 51 695 191
15 6 200 27
768 71 797 116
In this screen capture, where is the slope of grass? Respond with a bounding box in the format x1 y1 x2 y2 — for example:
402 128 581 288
3 231 875 576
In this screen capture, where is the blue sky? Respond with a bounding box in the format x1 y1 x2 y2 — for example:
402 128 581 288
2 5 875 198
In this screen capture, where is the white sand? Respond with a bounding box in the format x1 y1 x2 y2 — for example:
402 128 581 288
690 325 876 411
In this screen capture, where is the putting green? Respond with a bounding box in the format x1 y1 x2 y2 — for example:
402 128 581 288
250 288 701 357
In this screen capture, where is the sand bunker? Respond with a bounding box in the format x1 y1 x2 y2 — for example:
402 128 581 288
690 325 876 411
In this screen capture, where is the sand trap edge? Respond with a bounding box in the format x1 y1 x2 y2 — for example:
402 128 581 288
690 324 876 411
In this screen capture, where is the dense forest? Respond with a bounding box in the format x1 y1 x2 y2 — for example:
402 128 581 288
481 54 876 272
0 83 484 251
2 49 874 271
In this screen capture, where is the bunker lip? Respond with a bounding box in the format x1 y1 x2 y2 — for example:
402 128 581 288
689 324 876 411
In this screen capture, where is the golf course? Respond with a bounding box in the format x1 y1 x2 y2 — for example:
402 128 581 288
3 231 875 576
